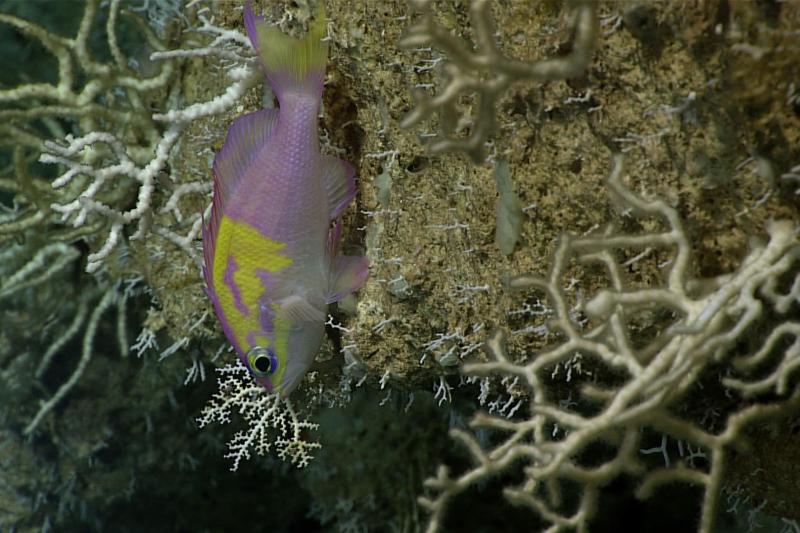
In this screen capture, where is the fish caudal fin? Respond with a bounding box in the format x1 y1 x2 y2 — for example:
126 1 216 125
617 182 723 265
244 2 328 97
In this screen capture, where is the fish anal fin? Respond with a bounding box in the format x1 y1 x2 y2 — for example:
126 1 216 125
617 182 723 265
322 155 356 220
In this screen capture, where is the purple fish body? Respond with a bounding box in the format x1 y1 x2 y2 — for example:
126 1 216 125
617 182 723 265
202 2 368 396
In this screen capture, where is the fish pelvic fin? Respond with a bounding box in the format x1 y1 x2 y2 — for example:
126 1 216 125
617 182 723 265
244 2 328 97
325 221 368 303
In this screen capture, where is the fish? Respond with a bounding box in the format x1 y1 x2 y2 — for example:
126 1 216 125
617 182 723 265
202 1 368 397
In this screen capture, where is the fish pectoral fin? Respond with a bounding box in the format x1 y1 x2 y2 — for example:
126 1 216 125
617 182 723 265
277 294 326 323
322 155 356 220
326 255 369 304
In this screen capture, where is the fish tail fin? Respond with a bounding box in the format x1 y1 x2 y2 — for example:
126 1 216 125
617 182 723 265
244 2 328 98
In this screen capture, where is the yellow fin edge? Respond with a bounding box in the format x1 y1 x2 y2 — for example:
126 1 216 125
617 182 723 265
257 4 328 82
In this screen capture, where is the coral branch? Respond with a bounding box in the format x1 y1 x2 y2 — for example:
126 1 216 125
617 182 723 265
197 361 321 470
419 155 800 532
401 0 598 162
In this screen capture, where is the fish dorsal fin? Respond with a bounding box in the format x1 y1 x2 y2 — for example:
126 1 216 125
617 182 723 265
321 155 356 220
212 108 279 207
277 294 326 323
204 108 279 285
326 255 369 304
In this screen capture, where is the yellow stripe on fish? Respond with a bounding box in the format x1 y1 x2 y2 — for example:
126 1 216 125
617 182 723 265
212 215 293 358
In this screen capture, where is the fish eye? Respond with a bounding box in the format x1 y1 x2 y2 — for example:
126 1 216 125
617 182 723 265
246 346 278 377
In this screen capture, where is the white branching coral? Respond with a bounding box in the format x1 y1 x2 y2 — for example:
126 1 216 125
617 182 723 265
0 240 128 436
0 0 173 243
419 156 800 533
400 0 598 162
40 22 257 272
40 56 255 273
0 0 268 446
197 361 322 471
0 0 258 272
24 285 123 436
0 242 79 300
